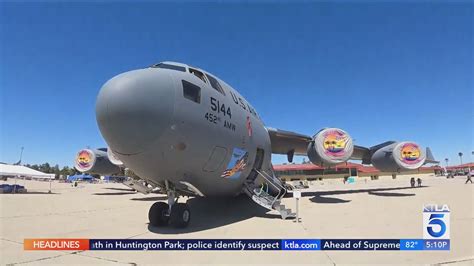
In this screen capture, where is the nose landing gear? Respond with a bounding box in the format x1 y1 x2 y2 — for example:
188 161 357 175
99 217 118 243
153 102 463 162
148 188 191 228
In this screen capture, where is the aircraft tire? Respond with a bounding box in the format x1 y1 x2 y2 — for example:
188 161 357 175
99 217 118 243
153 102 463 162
149 202 169 226
170 203 191 228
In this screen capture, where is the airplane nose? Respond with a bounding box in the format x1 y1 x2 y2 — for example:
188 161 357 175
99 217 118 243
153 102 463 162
96 69 175 155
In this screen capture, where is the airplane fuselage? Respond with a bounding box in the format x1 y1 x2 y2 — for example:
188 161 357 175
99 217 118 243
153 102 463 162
88 60 435 228
96 62 273 197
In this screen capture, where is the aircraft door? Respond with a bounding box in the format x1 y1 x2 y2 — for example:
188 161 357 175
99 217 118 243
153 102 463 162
246 148 264 182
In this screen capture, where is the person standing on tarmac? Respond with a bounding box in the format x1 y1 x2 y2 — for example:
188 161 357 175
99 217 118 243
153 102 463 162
466 172 473 184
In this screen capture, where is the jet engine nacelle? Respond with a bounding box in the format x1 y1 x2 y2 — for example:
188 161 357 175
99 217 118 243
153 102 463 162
371 141 426 172
307 128 354 166
74 148 121 175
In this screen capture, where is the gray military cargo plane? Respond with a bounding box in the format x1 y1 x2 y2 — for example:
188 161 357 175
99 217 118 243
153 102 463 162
75 61 438 228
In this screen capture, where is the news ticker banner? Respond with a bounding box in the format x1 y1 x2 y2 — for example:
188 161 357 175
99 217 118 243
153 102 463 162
24 239 450 251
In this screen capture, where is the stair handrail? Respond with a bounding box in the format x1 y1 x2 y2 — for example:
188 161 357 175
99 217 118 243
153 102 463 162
260 169 288 200
259 169 286 191
253 168 286 205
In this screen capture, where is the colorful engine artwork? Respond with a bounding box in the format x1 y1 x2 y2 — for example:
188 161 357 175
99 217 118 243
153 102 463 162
221 148 249 179
76 150 93 170
322 129 350 157
400 143 422 164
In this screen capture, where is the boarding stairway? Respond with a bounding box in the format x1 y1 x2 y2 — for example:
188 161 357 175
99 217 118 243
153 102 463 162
243 169 296 219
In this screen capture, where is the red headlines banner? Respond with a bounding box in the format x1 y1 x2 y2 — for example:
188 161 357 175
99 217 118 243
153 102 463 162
24 239 90 250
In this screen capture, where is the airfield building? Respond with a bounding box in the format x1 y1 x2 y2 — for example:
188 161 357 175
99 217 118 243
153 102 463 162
274 162 442 182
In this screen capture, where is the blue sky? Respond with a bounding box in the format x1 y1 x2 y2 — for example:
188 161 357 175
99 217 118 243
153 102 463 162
1 2 472 167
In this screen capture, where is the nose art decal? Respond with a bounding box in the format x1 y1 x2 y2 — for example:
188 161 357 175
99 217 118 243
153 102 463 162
221 148 249 179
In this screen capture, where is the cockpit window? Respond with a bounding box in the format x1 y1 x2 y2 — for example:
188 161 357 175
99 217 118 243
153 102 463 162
188 68 208 84
205 74 226 95
151 63 186 72
182 80 201 104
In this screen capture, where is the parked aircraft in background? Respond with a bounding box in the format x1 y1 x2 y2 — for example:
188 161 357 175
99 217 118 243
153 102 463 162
75 61 438 228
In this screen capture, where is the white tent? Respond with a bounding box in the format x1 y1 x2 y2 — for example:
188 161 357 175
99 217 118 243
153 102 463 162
0 164 55 179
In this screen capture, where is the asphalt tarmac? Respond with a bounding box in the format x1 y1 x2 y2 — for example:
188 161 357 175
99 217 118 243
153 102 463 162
1 174 473 265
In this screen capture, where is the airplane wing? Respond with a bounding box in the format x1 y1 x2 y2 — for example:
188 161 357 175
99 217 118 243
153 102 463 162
266 127 437 166
266 127 311 156
266 127 370 163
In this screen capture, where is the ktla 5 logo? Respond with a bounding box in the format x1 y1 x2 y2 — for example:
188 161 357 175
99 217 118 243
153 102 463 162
423 204 450 239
